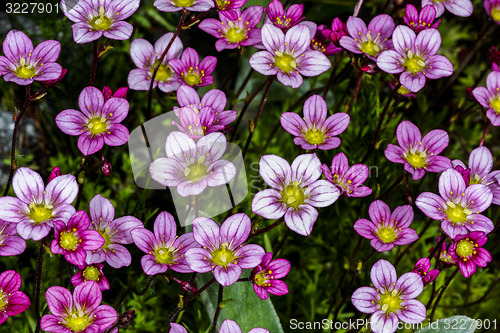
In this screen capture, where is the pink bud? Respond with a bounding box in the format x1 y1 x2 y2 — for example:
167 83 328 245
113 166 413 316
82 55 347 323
48 166 61 182
113 87 128 98
102 86 113 101
101 157 112 176
42 68 67 88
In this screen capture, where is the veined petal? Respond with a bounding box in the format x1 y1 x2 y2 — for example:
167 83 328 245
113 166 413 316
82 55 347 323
220 213 251 249
396 272 423 299
377 50 405 74
13 167 45 205
303 95 327 128
252 189 286 220
371 310 399 333
285 24 311 58
284 204 318 236
415 28 441 56
469 146 493 178
422 129 448 154
393 25 416 55
291 154 322 186
368 200 391 226
304 180 340 207
45 174 78 206
351 287 379 313
261 24 284 53
259 155 291 190
370 259 397 291
415 192 447 220
439 168 466 202
400 71 426 93
193 217 220 249
398 299 426 324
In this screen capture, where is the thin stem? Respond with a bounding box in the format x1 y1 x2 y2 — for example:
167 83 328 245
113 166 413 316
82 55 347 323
147 11 188 119
248 217 284 241
428 233 446 261
361 83 401 163
322 53 343 99
134 275 157 296
375 173 405 201
167 278 216 324
232 69 254 108
3 85 31 196
90 40 98 86
429 267 459 321
394 218 434 267
353 0 364 16
211 284 224 333
241 77 274 158
344 70 363 114
479 122 489 146
274 228 290 257
221 48 242 92
34 241 46 333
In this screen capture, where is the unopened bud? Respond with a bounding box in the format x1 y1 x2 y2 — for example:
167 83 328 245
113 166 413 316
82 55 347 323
360 63 378 75
465 87 475 101
48 166 61 183
43 68 67 88
403 192 414 205
101 157 112 177
117 310 135 327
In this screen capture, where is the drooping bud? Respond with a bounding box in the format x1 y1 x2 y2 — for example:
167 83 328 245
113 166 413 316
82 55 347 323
117 310 135 328
101 156 112 176
48 166 61 183
42 68 67 88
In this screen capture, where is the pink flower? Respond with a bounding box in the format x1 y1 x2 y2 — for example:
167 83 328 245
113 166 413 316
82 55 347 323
199 6 263 51
185 214 265 286
354 200 418 252
86 194 144 269
219 319 269 333
412 258 439 284
472 71 500 126
51 211 105 266
0 220 26 256
0 167 78 241
128 32 183 93
56 86 130 156
484 0 500 24
131 211 198 275
249 24 331 88
251 252 290 300
213 0 247 12
449 231 491 278
41 281 117 332
416 168 494 239
154 0 214 12
384 120 451 180
265 0 305 30
0 270 30 324
377 26 453 93
71 263 110 291
422 0 473 17
351 260 426 333
61 0 140 43
404 4 440 33
310 25 343 56
0 30 62 85
251 154 340 236
321 152 372 197
280 95 350 150
169 48 217 88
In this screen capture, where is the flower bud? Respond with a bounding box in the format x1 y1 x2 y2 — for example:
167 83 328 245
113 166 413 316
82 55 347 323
42 68 67 88
101 157 112 177
48 166 61 183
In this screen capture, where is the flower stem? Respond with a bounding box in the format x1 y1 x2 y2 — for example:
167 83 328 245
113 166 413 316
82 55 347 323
90 40 98 86
241 77 274 159
221 48 242 92
34 241 46 333
322 53 343 99
353 0 364 17
248 217 284 241
344 70 363 114
427 233 447 261
210 284 224 333
134 275 157 296
479 122 489 146
167 278 216 324
147 11 188 119
429 267 459 321
361 83 401 163
3 86 31 196
394 218 434 267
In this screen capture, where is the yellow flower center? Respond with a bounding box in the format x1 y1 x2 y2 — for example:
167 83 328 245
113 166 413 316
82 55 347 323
16 64 36 79
29 203 54 224
456 239 475 258
490 97 500 114
254 270 272 287
376 227 396 243
212 242 235 268
60 231 78 251
151 60 172 82
83 266 100 281
446 204 469 224
98 227 113 250
0 293 7 311
216 0 230 9
404 52 425 74
397 85 412 95
65 313 93 332
378 289 403 314
360 41 380 57
274 53 296 73
304 128 325 145
89 6 112 31
491 7 500 22
182 68 204 86
184 158 208 182
87 117 108 135
226 27 246 44
154 247 175 264
174 0 195 7
281 181 305 209
406 152 427 169
469 174 482 185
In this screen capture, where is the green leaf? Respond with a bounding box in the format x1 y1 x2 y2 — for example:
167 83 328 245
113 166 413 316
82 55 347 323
198 272 284 332
416 316 477 333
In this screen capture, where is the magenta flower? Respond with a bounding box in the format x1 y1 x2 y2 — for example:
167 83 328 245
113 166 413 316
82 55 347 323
199 6 263 51
449 232 491 278
0 220 26 256
169 47 217 88
219 319 269 333
51 211 105 267
61 0 140 43
422 0 473 17
472 71 500 126
321 152 372 198
351 259 426 333
326 17 347 45
154 0 214 12
0 167 78 241
354 201 418 252
249 24 331 88
175 85 237 130
412 258 439 284
56 86 130 156
251 252 290 300
150 132 236 197
0 30 62 85
172 106 223 139
432 236 458 267
485 0 500 24
131 211 198 275
128 33 183 93
265 0 304 30
71 263 110 291
311 25 343 56
251 154 340 236
86 194 144 269
385 120 451 180
103 86 128 100
404 4 440 33
281 95 349 150
452 146 500 204
416 168 494 239
185 214 265 286
339 15 395 61
0 270 30 324
377 26 453 93
41 281 117 333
